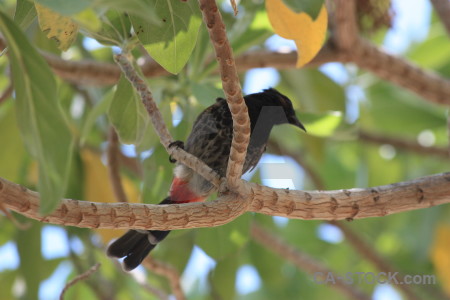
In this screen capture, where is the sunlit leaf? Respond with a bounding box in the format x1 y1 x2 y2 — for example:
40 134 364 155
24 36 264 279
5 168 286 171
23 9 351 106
130 0 202 74
73 8 102 32
35 3 79 51
266 0 327 67
299 111 343 137
0 11 75 213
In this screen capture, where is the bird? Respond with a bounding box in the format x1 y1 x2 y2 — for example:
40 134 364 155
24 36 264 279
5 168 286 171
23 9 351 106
107 88 306 271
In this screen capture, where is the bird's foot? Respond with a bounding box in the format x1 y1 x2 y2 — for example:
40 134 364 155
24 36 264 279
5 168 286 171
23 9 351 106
168 140 185 163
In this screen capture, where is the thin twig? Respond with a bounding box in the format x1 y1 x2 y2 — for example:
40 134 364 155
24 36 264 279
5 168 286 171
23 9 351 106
0 200 30 230
251 224 371 300
60 263 101 300
198 0 250 192
107 127 128 203
142 257 185 300
113 53 221 188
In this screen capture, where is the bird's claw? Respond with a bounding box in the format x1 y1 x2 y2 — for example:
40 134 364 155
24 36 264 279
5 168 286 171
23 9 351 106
168 140 185 163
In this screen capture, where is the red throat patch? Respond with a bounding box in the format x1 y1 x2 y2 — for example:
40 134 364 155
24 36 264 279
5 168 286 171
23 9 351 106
170 177 206 203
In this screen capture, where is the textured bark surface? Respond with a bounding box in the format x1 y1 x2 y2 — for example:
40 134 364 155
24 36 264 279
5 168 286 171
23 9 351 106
198 0 250 191
2 173 450 230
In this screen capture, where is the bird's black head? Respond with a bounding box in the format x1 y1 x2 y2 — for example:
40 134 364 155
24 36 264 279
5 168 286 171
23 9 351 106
245 88 306 132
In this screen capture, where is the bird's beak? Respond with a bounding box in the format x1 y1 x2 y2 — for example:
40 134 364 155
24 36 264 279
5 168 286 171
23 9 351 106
289 116 307 132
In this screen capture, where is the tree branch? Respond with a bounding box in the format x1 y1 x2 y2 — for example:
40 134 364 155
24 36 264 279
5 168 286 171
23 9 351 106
113 53 221 189
251 224 371 300
142 258 185 300
332 0 450 106
352 38 450 106
358 131 449 159
329 221 422 300
430 0 450 36
333 0 359 51
107 128 128 203
2 172 450 230
198 0 250 192
60 263 101 300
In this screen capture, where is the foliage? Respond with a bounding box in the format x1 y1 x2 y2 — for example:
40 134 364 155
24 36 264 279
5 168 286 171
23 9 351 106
0 0 449 299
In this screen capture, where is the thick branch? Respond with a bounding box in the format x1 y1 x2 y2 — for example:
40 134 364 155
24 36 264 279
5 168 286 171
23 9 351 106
430 0 450 36
199 0 250 190
332 0 450 106
33 47 338 86
251 224 371 300
352 39 450 106
2 172 450 230
333 0 359 50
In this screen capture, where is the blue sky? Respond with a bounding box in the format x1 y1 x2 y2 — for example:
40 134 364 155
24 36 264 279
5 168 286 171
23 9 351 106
0 0 433 298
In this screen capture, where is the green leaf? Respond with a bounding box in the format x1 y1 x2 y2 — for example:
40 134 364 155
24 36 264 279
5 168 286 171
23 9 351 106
73 8 102 32
16 220 43 300
279 69 346 113
91 9 132 45
130 0 202 74
154 231 195 273
361 81 447 136
209 254 240 299
95 0 160 24
0 11 75 214
299 111 343 137
0 102 26 182
14 0 37 28
80 89 114 146
191 82 224 107
108 75 150 145
35 0 92 15
281 0 324 20
196 214 250 260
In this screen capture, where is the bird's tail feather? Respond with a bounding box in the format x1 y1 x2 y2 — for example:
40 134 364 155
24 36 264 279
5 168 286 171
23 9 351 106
106 197 172 271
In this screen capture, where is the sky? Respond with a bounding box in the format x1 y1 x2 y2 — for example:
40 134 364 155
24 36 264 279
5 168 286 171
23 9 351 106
0 0 433 299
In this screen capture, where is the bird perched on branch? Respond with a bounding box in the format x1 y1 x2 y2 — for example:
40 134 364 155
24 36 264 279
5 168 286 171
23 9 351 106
107 88 305 271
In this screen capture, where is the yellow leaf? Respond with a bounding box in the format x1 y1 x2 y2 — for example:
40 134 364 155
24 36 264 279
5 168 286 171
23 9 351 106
431 224 450 296
81 149 140 244
35 3 78 51
266 0 328 67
